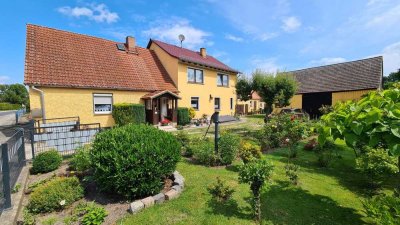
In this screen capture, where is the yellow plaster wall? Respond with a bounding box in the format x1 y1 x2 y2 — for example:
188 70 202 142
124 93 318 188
177 63 237 118
149 44 179 87
29 87 148 127
289 94 303 108
332 89 373 105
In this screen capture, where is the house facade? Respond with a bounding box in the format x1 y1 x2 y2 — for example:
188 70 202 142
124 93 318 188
287 56 383 118
25 24 238 127
236 92 265 115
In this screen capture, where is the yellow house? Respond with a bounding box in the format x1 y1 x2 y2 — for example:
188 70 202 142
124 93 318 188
287 56 383 118
236 92 265 115
147 40 238 118
24 24 238 127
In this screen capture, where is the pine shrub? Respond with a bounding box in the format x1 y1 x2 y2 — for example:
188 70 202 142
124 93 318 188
177 107 190 125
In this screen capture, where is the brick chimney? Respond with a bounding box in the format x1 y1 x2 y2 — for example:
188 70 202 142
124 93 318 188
200 47 206 58
126 36 136 52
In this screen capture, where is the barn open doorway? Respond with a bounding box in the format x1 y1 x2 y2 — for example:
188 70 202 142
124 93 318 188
302 92 332 119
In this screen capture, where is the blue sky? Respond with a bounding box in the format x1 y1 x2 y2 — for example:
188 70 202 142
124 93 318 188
1 0 400 84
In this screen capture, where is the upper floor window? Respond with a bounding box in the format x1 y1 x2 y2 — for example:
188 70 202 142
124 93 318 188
188 68 204 84
217 74 229 87
93 93 112 114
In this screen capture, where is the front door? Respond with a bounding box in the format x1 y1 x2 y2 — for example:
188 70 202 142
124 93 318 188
160 97 168 120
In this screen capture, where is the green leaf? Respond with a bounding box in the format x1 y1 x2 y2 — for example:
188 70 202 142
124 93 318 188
389 144 400 156
350 121 363 135
364 108 382 124
368 134 380 147
391 127 400 138
344 132 358 147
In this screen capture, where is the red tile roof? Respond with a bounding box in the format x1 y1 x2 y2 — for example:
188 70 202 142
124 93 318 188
148 40 238 73
251 92 261 100
24 24 177 92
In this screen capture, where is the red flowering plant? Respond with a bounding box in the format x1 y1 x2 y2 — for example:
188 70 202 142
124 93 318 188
161 118 171 126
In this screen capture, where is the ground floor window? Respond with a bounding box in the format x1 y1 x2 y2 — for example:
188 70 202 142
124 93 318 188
214 97 220 110
230 98 233 110
93 93 113 114
191 97 199 110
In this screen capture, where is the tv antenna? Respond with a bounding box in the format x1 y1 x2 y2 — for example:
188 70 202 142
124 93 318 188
178 34 185 47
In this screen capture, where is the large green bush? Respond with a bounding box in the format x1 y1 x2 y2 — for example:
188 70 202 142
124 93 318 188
356 147 398 180
363 193 400 225
27 177 84 213
90 124 181 199
31 150 62 174
112 103 145 126
177 107 190 125
218 132 241 165
0 102 21 110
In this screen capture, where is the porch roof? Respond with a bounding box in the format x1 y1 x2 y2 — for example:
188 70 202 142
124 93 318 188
141 90 181 100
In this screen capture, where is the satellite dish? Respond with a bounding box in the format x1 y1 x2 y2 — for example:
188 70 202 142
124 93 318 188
178 34 185 47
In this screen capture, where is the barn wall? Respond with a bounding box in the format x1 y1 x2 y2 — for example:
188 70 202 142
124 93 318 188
332 89 374 105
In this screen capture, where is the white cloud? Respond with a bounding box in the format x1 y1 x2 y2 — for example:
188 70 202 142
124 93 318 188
249 57 281 74
0 76 10 84
381 41 400 74
57 3 119 24
366 4 400 29
143 18 211 49
225 34 244 42
310 57 347 66
256 33 279 41
282 16 301 32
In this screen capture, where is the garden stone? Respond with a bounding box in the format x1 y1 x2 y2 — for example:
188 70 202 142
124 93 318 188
172 185 182 193
141 196 155 208
153 193 165 204
130 200 144 214
174 178 184 187
165 189 180 200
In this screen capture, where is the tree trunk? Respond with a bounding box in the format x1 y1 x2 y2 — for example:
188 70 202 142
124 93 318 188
252 188 261 222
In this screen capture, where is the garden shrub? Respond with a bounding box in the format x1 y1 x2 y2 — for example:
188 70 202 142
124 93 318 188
177 107 190 125
239 159 274 221
27 177 84 213
0 102 21 110
175 131 190 156
218 132 241 165
285 163 299 185
363 193 400 225
188 107 196 119
304 138 317 151
192 139 218 166
314 140 336 167
112 103 145 126
70 145 91 172
356 147 398 182
238 141 262 163
75 202 108 225
207 177 235 202
31 150 62 174
91 124 181 199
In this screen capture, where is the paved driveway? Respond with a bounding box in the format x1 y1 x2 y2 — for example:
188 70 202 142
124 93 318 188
0 110 16 126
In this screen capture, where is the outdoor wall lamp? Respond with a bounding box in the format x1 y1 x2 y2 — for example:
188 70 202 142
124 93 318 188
209 94 213 100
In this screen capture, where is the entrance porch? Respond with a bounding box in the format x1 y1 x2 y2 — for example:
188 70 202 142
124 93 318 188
141 90 181 125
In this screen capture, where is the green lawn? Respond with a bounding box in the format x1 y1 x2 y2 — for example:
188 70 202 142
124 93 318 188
120 116 397 225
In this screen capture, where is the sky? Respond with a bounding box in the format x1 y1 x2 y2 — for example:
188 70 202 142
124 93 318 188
1 0 400 84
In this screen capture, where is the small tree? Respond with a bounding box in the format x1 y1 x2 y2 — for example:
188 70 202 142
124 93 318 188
0 83 29 109
235 76 253 101
383 69 400 89
238 159 274 222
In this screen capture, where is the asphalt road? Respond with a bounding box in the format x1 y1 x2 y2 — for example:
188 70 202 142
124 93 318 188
0 110 16 126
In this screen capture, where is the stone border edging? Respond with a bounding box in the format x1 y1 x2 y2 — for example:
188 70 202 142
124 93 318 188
129 170 185 214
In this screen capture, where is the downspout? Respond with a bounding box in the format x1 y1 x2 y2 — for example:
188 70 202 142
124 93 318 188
31 86 46 121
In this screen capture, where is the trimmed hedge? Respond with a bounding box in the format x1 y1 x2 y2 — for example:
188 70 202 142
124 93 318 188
177 107 190 125
27 176 84 213
112 103 145 126
0 102 21 111
91 124 181 199
31 150 62 174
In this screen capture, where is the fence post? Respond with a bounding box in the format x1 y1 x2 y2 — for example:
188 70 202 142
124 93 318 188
1 143 12 210
15 110 18 124
30 129 35 159
19 129 26 166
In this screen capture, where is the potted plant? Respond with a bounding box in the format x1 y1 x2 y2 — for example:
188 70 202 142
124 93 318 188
160 118 170 126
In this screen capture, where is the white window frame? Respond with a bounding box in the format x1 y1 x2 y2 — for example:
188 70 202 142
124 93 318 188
191 97 200 110
93 93 113 115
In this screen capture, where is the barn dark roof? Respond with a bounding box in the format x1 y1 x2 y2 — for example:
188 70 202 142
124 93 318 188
291 56 383 94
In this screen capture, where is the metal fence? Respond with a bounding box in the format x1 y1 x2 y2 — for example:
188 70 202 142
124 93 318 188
35 116 80 129
0 129 26 213
30 123 101 157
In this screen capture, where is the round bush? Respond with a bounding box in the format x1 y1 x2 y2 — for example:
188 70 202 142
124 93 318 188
218 132 241 165
90 124 181 199
31 150 62 174
193 139 218 166
27 176 83 213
